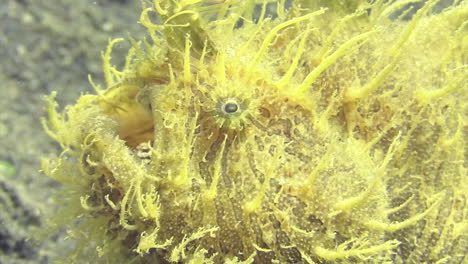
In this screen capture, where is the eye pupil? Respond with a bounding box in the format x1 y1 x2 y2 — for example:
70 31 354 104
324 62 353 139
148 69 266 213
224 102 239 113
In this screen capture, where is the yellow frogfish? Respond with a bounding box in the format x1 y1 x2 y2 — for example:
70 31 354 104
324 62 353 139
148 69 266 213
42 0 467 263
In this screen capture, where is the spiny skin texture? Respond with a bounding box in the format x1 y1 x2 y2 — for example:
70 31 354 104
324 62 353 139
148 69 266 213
42 0 467 263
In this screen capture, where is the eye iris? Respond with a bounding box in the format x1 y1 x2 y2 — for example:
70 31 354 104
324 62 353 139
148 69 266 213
224 102 238 113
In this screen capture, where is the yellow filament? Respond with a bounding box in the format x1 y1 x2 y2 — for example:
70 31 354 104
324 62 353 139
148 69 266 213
120 183 138 230
102 38 124 87
385 194 414 215
366 192 444 232
153 0 168 15
217 52 226 85
205 136 227 200
275 29 311 88
250 8 327 70
184 36 192 84
164 10 197 25
345 59 397 101
199 38 209 66
244 145 281 213
377 0 424 23
295 30 377 95
318 10 365 61
315 240 400 260
346 0 439 101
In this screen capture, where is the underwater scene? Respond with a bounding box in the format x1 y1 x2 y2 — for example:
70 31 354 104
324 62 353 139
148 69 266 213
0 0 466 263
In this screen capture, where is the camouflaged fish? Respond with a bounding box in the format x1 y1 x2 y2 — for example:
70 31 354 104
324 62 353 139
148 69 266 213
42 0 467 263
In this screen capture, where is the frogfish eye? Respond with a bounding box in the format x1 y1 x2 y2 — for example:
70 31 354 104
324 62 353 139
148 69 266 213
224 102 239 113
213 97 251 129
220 98 242 115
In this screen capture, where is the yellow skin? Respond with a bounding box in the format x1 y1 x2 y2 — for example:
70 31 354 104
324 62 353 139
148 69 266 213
42 0 467 263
